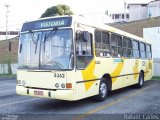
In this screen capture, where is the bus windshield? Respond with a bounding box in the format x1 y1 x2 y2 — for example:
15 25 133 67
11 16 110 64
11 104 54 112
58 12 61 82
18 29 73 70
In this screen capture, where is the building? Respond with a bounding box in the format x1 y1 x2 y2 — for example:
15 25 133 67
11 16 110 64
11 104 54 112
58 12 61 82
110 12 129 23
0 31 19 41
128 0 160 21
143 26 160 76
148 0 160 17
143 26 160 59
128 3 148 21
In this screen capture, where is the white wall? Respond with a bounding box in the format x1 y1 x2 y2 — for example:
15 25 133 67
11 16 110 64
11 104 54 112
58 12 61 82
129 5 148 21
129 1 160 21
148 1 160 17
0 35 18 41
143 26 160 59
143 26 160 77
153 58 160 77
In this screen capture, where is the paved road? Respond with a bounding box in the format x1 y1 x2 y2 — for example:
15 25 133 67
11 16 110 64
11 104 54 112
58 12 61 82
0 79 160 120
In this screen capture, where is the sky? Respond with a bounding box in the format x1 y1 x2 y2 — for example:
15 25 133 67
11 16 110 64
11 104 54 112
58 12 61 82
0 0 152 31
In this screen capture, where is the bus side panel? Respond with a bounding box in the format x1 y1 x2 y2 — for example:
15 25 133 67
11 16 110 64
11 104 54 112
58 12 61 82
95 57 124 90
75 59 99 100
143 59 153 81
74 23 100 99
123 59 139 87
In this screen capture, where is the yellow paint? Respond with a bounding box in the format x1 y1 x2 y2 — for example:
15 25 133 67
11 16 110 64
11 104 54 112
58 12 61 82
111 59 124 83
82 58 124 91
133 60 139 80
144 61 149 79
81 59 97 91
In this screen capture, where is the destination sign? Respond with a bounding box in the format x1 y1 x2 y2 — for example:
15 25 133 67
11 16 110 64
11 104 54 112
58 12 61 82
21 17 72 32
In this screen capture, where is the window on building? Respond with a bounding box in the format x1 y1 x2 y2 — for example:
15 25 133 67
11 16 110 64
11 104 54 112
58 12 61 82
122 14 124 19
126 14 129 19
1 32 6 35
95 29 110 57
115 14 120 19
10 31 19 35
112 15 115 19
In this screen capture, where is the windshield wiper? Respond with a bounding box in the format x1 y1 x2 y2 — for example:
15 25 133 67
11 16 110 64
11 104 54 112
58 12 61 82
34 35 39 54
29 30 40 54
43 27 58 53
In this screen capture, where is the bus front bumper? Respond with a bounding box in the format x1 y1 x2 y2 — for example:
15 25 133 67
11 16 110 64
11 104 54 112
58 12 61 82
16 86 75 101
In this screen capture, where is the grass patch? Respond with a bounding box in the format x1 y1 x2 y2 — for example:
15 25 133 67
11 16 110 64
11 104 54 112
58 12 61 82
152 76 160 80
0 74 16 78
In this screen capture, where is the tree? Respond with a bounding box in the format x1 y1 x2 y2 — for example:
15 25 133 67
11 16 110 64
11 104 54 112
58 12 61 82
41 4 73 18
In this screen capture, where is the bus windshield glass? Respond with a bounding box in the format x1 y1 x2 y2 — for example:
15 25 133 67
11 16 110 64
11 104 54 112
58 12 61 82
18 29 73 70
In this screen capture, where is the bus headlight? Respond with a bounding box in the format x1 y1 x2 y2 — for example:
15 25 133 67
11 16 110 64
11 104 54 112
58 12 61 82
22 80 26 86
55 83 59 88
17 80 21 85
61 83 65 88
17 80 26 86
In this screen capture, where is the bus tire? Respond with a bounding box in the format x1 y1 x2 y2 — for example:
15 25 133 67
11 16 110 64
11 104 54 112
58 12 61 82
136 72 144 88
94 79 108 102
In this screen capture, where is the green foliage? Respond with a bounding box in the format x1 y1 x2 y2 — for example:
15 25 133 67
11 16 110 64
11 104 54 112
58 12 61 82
41 4 73 18
152 76 160 80
0 74 16 78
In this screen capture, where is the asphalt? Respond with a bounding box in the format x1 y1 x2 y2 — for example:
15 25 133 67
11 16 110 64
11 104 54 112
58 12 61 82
0 79 159 120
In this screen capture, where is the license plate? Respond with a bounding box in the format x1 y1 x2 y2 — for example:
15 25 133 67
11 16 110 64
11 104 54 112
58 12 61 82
34 90 43 96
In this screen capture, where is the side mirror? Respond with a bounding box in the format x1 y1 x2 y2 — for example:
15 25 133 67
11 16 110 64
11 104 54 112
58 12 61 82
19 44 22 53
83 31 90 42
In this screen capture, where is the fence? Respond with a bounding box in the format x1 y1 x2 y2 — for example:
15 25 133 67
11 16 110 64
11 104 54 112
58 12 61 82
0 63 17 74
0 60 159 77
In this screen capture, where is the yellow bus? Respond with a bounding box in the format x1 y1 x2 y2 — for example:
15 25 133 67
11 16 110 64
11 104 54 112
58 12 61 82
16 16 152 101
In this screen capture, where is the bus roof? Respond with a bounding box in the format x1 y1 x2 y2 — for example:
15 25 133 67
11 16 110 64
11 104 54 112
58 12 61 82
21 15 150 44
71 15 150 44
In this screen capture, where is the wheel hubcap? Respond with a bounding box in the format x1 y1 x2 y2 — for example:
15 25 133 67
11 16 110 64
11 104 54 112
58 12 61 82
140 75 143 85
100 83 107 98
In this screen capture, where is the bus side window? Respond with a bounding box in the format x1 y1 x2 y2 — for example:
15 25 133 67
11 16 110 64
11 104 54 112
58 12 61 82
146 44 152 59
111 34 122 58
111 34 118 57
123 37 132 58
117 36 123 57
140 42 146 59
132 40 140 59
76 31 93 69
95 29 110 57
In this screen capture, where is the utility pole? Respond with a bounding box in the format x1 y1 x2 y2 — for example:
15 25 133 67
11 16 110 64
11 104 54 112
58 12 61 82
4 4 9 41
124 0 126 22
4 4 12 74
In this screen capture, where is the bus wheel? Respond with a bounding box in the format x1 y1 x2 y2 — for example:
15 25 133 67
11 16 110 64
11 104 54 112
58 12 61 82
94 80 108 102
136 72 144 88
